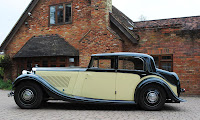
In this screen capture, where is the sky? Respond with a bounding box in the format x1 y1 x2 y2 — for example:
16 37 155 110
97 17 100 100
0 0 199 45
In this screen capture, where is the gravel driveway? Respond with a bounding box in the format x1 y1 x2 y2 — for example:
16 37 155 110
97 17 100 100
0 90 199 120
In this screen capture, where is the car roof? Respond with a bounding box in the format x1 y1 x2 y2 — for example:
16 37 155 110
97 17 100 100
91 52 153 58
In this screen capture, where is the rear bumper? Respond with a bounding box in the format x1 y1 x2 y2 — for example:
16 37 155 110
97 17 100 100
166 88 186 103
174 96 186 102
166 97 186 103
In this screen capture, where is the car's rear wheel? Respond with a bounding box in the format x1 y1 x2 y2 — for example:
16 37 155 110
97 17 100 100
14 82 43 109
139 84 166 111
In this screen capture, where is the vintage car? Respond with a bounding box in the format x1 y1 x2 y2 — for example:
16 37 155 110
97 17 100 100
9 52 185 110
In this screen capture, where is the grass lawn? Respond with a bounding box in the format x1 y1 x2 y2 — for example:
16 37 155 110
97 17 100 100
0 79 12 90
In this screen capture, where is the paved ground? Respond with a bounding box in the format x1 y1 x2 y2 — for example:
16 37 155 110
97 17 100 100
0 90 200 120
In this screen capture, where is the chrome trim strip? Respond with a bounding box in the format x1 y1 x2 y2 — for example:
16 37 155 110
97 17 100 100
33 67 87 72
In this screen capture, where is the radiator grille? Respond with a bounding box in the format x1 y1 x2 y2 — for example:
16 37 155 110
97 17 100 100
42 76 71 88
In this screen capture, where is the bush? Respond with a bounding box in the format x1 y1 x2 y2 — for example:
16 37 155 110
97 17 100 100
0 55 13 80
0 79 12 90
0 55 5 78
0 55 12 69
0 67 3 78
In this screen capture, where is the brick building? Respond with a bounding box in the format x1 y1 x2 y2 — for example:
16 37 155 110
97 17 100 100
131 17 200 95
0 0 199 95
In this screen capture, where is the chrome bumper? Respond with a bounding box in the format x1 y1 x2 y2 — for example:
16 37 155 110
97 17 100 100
8 91 14 97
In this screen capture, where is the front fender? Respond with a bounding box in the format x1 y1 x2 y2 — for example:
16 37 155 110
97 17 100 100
13 74 75 100
134 77 185 103
13 74 48 88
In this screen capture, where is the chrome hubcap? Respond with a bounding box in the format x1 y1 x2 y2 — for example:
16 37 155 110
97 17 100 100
146 91 159 103
21 89 34 102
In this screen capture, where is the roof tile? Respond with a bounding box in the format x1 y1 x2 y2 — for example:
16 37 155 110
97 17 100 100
14 34 79 58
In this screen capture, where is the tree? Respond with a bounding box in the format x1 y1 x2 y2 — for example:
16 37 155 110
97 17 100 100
139 15 147 21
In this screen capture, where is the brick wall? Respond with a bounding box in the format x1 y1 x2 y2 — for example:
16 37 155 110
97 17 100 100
4 0 123 79
123 28 200 95
79 0 122 67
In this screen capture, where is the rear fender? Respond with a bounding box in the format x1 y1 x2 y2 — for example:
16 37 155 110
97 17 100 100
134 77 185 103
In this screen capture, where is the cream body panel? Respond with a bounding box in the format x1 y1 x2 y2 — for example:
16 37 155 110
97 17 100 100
116 73 141 101
36 71 79 95
81 72 116 100
72 72 87 96
141 75 178 96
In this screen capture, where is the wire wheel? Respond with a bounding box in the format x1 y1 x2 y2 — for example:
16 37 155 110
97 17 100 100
14 82 43 109
139 84 166 111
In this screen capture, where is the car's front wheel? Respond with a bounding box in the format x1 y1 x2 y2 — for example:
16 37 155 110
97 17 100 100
139 84 166 111
14 82 43 109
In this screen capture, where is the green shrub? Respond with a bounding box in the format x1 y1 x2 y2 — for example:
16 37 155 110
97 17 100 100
0 55 12 69
0 55 5 78
0 55 13 80
0 79 12 90
0 67 3 78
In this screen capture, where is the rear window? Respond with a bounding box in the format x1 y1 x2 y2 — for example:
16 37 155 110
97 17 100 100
118 56 144 71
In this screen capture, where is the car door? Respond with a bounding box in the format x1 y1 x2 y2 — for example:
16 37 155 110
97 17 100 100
81 56 116 100
116 56 145 101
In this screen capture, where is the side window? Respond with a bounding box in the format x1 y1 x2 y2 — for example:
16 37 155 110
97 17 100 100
118 57 144 71
91 57 115 69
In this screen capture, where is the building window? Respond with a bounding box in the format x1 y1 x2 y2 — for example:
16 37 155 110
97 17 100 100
152 54 173 72
69 58 75 67
60 64 65 67
60 57 66 62
50 57 57 62
49 3 72 25
42 60 48 67
17 56 79 75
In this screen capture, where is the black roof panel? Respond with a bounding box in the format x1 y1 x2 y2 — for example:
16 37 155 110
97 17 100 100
92 52 152 58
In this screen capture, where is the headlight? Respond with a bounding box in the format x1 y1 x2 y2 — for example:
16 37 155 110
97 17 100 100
22 70 28 74
22 70 32 74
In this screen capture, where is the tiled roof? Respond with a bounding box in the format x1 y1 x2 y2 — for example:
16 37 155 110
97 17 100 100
14 34 79 58
134 16 200 30
111 6 139 43
112 6 135 29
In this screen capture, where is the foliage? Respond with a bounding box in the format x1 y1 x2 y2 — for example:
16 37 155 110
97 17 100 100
0 79 12 90
0 66 3 77
139 15 147 21
0 55 12 79
0 55 4 78
0 55 12 69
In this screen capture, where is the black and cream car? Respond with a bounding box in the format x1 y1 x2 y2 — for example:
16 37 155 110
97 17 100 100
9 52 185 110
